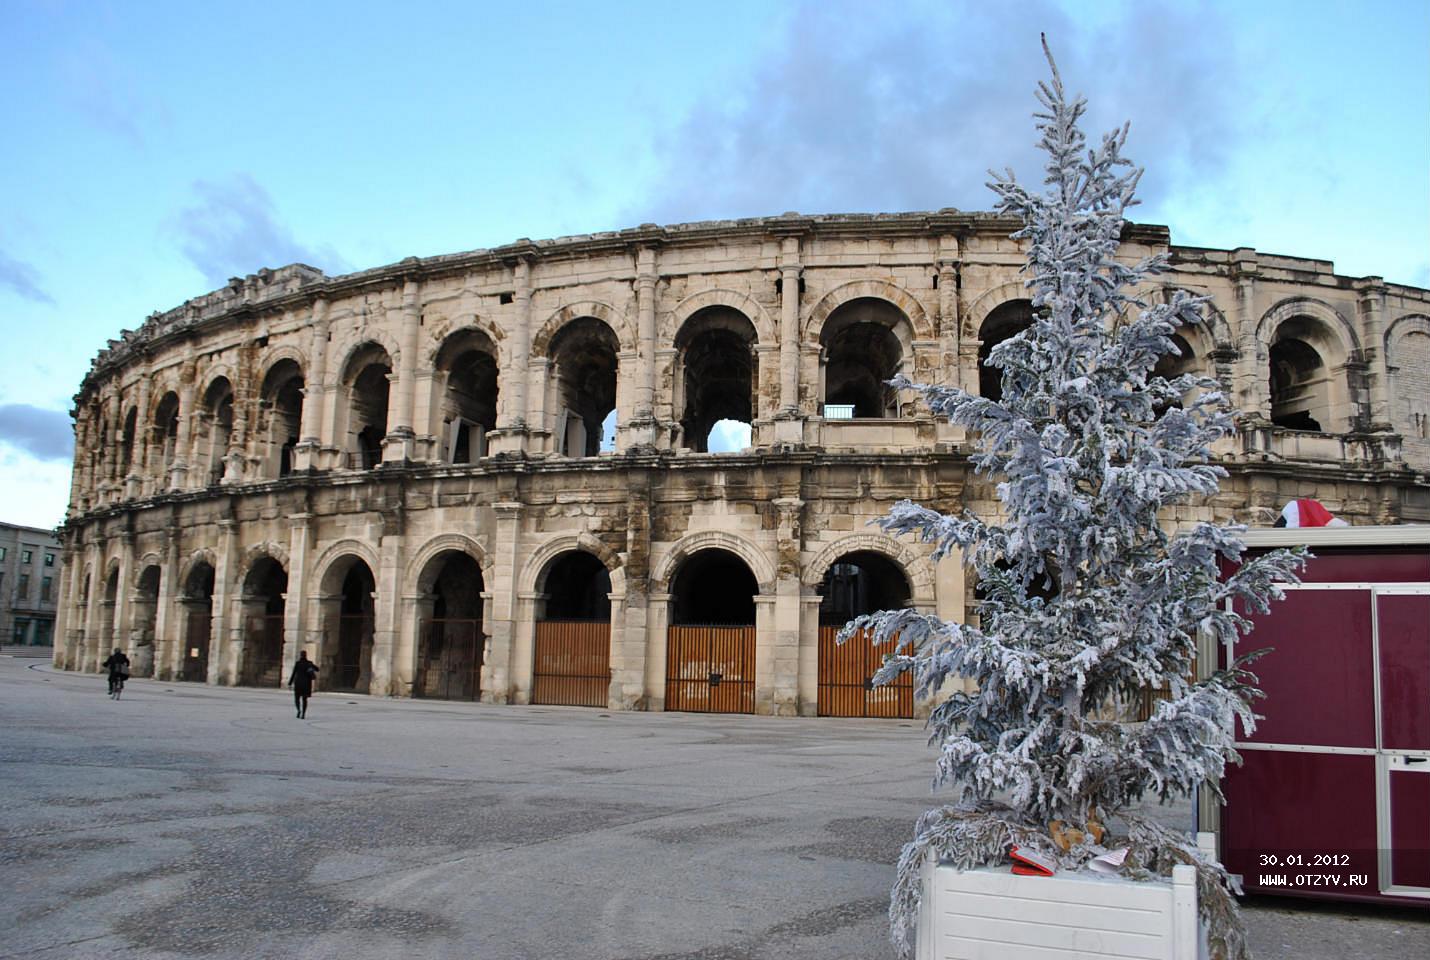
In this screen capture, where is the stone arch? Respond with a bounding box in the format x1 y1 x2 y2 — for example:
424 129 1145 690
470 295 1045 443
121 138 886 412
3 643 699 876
334 333 401 383
653 531 776 594
257 344 308 383
963 280 1032 340
670 288 776 346
518 533 625 597
805 280 934 343
422 313 505 369
1256 297 1362 361
1385 313 1430 358
197 363 240 398
802 533 935 601
312 538 383 595
404 533 493 597
178 548 219 589
134 551 164 583
532 301 633 356
238 541 291 581
1151 286 1233 352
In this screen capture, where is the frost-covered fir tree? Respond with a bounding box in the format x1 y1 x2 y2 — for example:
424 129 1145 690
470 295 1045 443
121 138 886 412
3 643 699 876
846 41 1304 960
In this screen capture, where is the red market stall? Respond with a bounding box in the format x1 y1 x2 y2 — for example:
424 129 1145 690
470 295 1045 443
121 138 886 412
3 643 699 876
1209 526 1430 906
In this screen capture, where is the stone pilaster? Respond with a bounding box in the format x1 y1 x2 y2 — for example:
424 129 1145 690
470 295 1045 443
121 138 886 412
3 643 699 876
212 519 237 685
486 501 521 703
284 513 313 680
490 259 533 455
771 496 804 715
295 297 329 470
1356 278 1392 431
384 278 421 462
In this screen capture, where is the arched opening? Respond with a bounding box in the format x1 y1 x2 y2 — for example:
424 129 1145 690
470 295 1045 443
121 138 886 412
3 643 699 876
100 567 120 667
1151 333 1198 413
665 548 758 713
238 556 287 687
200 377 235 485
548 318 618 457
415 551 485 701
676 307 757 452
152 392 181 480
180 561 215 683
820 298 910 419
343 344 392 469
1269 324 1331 431
319 557 375 693
532 550 612 707
979 300 1036 402
131 565 161 678
435 331 499 463
259 360 305 478
816 551 913 718
120 407 138 477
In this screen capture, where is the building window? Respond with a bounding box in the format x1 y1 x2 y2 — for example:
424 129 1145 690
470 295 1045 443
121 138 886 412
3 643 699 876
44 553 54 567
18 573 28 598
21 549 32 564
0 546 6 560
33 619 52 645
41 576 52 601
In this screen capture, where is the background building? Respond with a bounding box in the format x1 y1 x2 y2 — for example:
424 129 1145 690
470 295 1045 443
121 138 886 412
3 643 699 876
51 211 1430 715
1 522 60 646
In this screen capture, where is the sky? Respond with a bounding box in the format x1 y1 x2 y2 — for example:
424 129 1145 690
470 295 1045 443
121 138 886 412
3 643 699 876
1 0 1426 529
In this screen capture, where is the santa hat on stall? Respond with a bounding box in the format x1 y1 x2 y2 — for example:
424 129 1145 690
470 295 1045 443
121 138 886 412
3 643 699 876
1275 498 1349 528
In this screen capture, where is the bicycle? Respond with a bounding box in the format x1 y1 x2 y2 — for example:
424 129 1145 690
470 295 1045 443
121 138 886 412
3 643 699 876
108 671 127 699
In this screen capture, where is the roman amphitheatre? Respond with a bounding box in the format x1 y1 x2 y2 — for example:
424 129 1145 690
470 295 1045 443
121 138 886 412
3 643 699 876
53 211 1430 716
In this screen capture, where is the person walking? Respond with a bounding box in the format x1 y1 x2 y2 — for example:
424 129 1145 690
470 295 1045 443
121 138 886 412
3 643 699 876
103 648 130 699
288 650 319 718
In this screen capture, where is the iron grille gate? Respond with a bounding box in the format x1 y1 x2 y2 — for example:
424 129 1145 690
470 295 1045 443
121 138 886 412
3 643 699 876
328 613 372 692
665 625 756 714
817 626 913 718
182 608 211 682
241 614 285 687
532 620 611 707
416 618 483 701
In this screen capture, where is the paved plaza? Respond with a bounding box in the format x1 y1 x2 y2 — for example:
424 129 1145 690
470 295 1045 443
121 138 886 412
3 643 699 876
2 650 1426 959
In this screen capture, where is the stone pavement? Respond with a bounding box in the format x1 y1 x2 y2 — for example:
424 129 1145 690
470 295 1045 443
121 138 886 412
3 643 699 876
2 655 1426 959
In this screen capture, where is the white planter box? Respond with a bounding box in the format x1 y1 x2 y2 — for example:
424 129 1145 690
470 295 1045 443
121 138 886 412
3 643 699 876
918 862 1203 960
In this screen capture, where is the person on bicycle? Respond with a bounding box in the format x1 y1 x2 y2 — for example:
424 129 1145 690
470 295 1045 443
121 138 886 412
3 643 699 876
103 648 130 698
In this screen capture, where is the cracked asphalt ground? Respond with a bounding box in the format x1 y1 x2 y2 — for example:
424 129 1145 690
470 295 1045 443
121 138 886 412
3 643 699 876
3 652 1427 959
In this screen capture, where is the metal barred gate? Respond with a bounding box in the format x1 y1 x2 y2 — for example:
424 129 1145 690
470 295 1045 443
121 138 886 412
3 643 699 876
532 620 611 707
665 625 756 714
327 613 372 692
817 626 913 718
416 617 483 701
241 614 285 687
182 608 211 682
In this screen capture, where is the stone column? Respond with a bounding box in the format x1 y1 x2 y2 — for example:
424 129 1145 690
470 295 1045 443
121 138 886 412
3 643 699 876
775 237 804 444
935 547 971 700
490 259 533 455
644 593 670 711
128 371 151 499
625 246 660 448
753 593 778 714
212 519 237 684
771 496 804 716
384 279 421 462
797 594 822 716
295 298 330 471
170 365 197 490
81 539 102 671
155 529 181 680
54 550 78 670
284 513 313 679
485 501 521 703
115 532 134 663
1230 258 1266 420
371 523 404 696
1357 279 1392 431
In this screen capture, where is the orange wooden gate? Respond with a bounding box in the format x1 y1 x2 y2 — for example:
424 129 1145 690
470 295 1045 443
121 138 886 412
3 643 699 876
817 626 913 718
665 625 755 714
532 620 611 707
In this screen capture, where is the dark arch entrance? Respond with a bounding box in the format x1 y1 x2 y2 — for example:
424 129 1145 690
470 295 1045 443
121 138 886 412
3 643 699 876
532 550 612 707
239 557 287 687
415 551 485 701
816 551 913 718
979 300 1036 402
665 548 758 713
320 557 375 693
180 561 215 683
132 565 161 678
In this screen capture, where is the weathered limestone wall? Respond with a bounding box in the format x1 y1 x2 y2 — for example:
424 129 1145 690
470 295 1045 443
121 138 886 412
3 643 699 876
54 212 1430 715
